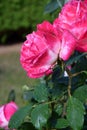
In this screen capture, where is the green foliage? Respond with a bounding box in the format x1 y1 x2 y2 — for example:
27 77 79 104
67 97 85 130
0 0 52 43
9 105 32 129
65 52 87 66
0 0 52 31
73 85 87 103
44 0 59 14
8 52 87 130
55 104 63 116
31 104 50 130
7 89 16 102
34 84 48 103
55 118 69 129
44 0 68 14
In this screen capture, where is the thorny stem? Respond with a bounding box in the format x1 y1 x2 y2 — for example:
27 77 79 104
62 102 67 117
32 99 57 109
65 67 87 97
68 77 72 97
66 66 87 97
72 70 87 77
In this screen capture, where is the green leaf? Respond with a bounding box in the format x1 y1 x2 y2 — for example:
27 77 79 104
7 89 15 102
73 85 87 103
67 97 85 130
66 52 87 66
55 118 69 129
44 0 59 14
74 56 87 72
83 71 87 75
23 90 33 101
9 105 32 129
57 0 68 7
64 0 69 3
31 104 50 129
44 0 69 14
34 85 48 102
55 104 63 116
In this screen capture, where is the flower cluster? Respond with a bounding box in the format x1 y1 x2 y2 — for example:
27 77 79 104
20 0 87 78
0 102 18 130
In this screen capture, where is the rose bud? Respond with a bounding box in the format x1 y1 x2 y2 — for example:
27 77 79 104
0 102 18 130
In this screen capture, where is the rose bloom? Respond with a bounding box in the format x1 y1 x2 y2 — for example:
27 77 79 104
53 0 87 52
0 102 18 130
20 21 76 78
20 21 61 78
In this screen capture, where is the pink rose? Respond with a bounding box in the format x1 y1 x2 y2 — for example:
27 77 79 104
0 102 18 130
20 21 61 78
20 21 77 78
58 29 76 60
53 0 87 52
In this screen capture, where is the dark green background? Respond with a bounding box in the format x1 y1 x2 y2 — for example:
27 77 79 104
0 0 53 44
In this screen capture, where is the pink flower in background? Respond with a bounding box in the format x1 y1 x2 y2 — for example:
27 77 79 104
53 0 87 52
0 102 18 130
20 21 62 78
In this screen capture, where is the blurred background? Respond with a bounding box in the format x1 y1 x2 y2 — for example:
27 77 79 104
0 0 55 106
0 0 54 44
